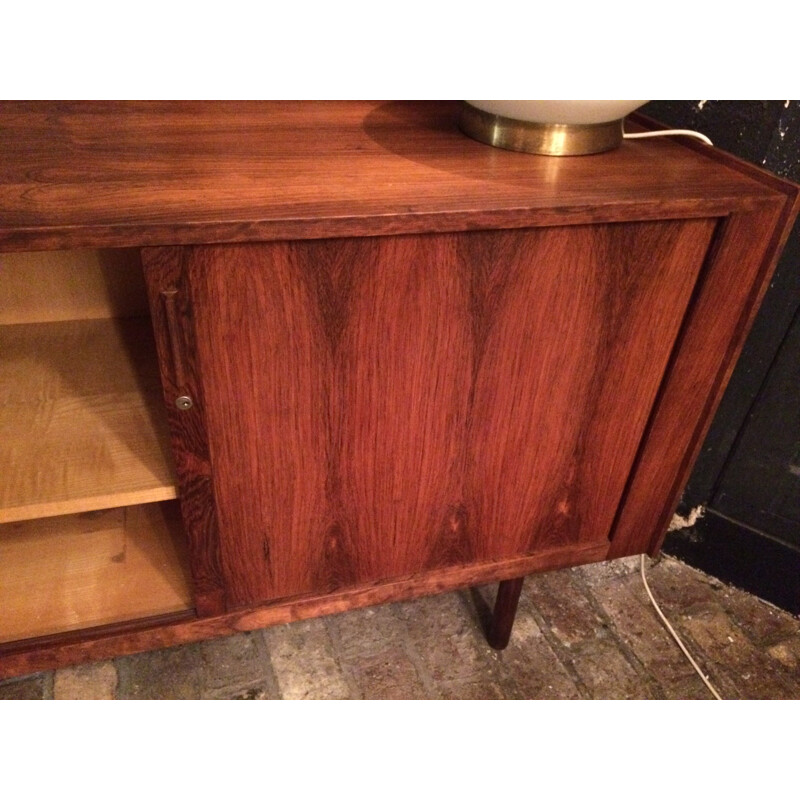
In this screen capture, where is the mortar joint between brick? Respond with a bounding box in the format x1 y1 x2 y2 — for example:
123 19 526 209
523 602 594 699
570 568 668 698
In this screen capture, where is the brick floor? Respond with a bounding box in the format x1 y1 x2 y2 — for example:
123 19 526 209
2 555 799 700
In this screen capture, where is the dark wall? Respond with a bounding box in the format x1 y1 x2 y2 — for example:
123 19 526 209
642 101 800 612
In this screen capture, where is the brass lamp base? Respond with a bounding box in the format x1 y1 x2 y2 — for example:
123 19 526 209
459 102 625 156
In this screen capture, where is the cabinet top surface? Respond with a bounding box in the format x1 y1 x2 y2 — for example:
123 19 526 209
0 100 791 251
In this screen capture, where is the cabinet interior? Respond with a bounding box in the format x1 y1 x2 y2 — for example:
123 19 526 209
0 250 192 644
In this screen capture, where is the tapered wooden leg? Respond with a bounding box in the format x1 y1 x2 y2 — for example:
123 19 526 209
487 577 525 650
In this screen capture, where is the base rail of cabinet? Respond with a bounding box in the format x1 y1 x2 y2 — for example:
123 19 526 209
0 539 611 680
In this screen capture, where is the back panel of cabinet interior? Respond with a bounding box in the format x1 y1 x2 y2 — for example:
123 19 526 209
170 220 715 609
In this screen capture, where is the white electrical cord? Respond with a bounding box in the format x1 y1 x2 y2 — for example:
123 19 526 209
624 121 721 697
624 128 714 146
640 555 723 699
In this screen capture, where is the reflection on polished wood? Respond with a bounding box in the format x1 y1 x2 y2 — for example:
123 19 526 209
0 101 781 251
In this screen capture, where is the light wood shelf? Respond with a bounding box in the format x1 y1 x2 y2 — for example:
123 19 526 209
0 501 192 644
0 316 178 523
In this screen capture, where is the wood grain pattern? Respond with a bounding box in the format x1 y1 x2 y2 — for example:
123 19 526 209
0 538 609 679
187 243 332 606
176 237 471 608
630 112 800 198
328 236 472 581
462 221 716 560
161 221 714 610
0 502 192 644
141 248 226 616
608 200 800 558
0 101 784 252
0 317 177 522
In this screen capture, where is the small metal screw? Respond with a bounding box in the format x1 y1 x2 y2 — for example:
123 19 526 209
175 395 193 411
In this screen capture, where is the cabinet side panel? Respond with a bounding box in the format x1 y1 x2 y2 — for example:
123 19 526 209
608 201 797 558
463 221 716 559
141 247 226 615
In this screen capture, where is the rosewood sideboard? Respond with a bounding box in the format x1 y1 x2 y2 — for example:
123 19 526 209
0 101 797 679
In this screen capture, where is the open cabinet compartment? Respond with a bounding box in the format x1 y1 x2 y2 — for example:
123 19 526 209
0 249 193 645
